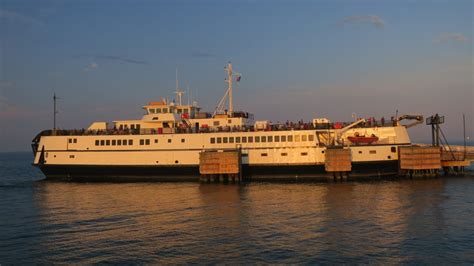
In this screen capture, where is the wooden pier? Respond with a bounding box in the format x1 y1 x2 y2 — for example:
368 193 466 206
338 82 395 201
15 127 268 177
199 150 242 183
325 148 352 180
399 146 441 177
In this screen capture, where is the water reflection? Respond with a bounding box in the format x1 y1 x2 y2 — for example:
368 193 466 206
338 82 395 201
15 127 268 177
30 178 474 264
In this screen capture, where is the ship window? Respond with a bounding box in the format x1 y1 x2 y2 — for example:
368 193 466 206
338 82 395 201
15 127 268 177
287 135 293 142
163 108 168 113
68 138 72 143
228 119 232 124
95 140 99 146
359 151 362 154
177 108 182 114
388 156 392 159
255 136 260 143
261 153 268 157
391 147 397 153
275 136 280 142
131 124 135 130
181 138 185 143
281 152 288 156
155 139 158 143
73 139 77 143
100 140 105 146
69 155 75 158
242 153 248 157
136 124 140 130
168 139 172 143
295 135 301 142
223 137 228 143
128 140 133 145
112 140 116 146
301 152 308 156
229 137 234 143
268 136 273 142
123 139 127 145
217 137 222 144
261 136 266 142
236 137 241 143
242 137 247 143
150 108 156 114
119 125 123 130
281 136 286 142
370 150 377 154
248 137 253 143
106 140 110 146
146 139 150 145
117 140 122 146
213 121 220 126
140 139 144 145
309 135 314 141
302 135 307 142
210 138 216 144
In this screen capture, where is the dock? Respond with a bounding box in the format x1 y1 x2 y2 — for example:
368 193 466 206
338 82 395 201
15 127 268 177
199 150 242 183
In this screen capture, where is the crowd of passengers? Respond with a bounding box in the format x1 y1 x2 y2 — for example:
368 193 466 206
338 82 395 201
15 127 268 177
48 117 397 136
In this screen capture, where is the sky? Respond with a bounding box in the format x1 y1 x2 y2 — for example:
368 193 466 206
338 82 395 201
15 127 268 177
0 0 472 152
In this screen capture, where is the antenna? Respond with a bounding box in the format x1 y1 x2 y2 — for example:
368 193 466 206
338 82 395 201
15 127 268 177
186 81 190 106
174 67 184 105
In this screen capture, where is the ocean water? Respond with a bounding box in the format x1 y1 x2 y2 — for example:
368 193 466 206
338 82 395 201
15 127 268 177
1 152 474 264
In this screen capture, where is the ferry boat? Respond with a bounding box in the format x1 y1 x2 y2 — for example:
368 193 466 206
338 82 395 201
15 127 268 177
32 63 424 181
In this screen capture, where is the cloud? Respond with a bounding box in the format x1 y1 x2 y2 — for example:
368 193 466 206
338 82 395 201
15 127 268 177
83 62 99 72
76 54 149 65
192 51 217 58
341 15 385 29
434 33 468 43
0 8 45 27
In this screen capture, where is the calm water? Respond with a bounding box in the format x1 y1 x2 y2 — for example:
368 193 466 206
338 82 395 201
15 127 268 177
1 152 474 264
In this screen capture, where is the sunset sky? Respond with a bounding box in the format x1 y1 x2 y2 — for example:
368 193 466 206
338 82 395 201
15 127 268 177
0 0 472 151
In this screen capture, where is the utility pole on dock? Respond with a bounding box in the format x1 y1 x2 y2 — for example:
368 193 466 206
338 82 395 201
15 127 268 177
53 93 59 134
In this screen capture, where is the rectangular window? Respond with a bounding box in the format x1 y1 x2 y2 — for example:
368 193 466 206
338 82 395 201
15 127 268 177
210 138 216 144
217 137 222 144
112 139 116 146
106 140 110 146
370 150 377 154
181 138 185 143
95 140 100 146
255 136 260 143
155 139 158 143
168 139 172 143
275 136 280 142
156 108 162 113
301 152 308 156
229 137 234 143
146 139 150 145
248 136 253 143
236 137 241 143
131 124 135 130
287 135 293 142
73 139 77 143
281 136 286 142
309 135 314 141
242 137 247 143
391 147 397 153
140 139 144 145
69 155 75 158
123 139 127 145
261 153 268 157
223 137 228 143
163 108 168 113
302 135 307 142
281 152 288 156
213 121 220 126
117 139 122 146
150 109 155 114
268 136 273 142
295 135 301 142
128 140 133 145
261 136 266 142
68 138 72 143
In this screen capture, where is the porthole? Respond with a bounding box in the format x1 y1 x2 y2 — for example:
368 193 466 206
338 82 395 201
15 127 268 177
359 151 362 154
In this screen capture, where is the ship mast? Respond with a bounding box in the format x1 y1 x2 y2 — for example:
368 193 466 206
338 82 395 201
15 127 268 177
174 67 184 106
225 62 233 115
